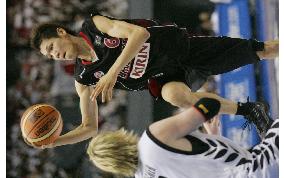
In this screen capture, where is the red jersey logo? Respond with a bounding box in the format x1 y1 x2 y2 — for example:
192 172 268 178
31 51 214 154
104 38 120 48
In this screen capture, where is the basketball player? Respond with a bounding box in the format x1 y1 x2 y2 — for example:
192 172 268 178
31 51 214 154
29 11 278 148
87 98 278 178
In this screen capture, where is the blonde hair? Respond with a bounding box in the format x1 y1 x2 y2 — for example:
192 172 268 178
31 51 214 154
87 128 139 177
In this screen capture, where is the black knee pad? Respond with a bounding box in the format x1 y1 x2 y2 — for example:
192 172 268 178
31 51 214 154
194 98 221 121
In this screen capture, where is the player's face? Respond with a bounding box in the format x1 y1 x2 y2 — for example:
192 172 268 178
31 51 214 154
40 29 78 61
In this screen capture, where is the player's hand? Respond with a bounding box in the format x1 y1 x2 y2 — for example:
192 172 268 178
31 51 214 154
23 137 54 149
203 115 221 135
37 143 54 149
30 142 54 149
90 71 118 103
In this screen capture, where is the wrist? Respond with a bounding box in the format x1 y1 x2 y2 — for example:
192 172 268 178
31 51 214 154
51 138 61 148
108 67 120 76
50 142 56 148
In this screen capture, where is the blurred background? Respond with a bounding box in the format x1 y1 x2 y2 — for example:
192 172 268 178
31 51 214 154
6 0 278 177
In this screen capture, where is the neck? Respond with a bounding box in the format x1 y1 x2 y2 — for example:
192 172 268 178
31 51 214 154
74 36 93 61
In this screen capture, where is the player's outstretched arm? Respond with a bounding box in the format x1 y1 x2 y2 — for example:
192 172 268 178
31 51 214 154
150 98 220 145
90 15 150 103
49 81 98 148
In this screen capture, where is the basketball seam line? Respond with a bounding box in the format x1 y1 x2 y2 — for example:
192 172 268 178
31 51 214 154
22 104 47 137
25 109 56 137
28 115 61 143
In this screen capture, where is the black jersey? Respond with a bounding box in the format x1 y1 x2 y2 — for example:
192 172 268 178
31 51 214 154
74 12 189 91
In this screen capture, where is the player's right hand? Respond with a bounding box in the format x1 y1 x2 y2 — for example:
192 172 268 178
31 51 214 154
90 70 118 103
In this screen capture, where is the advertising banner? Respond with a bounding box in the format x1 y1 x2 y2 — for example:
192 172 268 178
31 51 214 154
216 0 260 147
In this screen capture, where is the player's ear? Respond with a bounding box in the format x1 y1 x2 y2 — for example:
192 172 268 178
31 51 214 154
56 28 67 37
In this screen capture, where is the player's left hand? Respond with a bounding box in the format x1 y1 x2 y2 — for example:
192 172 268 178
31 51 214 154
90 71 118 103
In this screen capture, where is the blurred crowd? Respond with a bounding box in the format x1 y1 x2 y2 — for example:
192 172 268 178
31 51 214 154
7 0 129 177
7 0 128 45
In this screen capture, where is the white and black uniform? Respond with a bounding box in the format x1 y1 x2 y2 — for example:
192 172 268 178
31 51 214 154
135 119 279 178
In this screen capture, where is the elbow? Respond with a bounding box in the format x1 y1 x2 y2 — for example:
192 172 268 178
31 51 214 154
142 28 151 39
89 129 98 137
136 27 150 40
82 123 98 136
89 127 98 136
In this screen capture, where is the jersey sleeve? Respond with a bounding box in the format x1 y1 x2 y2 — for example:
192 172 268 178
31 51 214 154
80 18 101 37
80 11 109 36
81 11 123 37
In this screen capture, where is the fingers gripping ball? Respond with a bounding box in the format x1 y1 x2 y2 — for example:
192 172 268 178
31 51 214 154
20 104 63 146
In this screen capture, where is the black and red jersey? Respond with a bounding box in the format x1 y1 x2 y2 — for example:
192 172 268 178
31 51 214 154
74 12 189 91
74 12 264 95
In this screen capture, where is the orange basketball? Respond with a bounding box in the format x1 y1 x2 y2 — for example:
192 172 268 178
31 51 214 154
20 104 63 147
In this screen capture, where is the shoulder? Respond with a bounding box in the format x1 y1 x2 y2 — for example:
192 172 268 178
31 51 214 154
137 129 161 159
148 121 171 144
75 80 84 89
139 128 167 152
82 11 116 26
75 80 90 94
81 11 120 36
81 16 97 32
138 129 155 151
80 11 106 33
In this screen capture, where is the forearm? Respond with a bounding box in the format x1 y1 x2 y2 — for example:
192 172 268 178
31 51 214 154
109 28 150 74
52 124 97 147
170 98 221 138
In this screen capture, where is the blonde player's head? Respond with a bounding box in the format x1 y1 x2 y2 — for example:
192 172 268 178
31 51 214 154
87 128 139 177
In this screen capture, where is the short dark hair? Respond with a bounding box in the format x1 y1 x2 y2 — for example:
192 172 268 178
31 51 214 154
30 23 77 51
